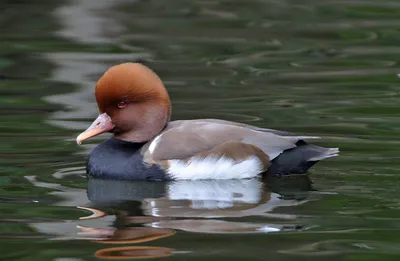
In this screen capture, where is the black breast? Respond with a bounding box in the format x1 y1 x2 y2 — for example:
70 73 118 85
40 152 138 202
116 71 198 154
86 138 169 181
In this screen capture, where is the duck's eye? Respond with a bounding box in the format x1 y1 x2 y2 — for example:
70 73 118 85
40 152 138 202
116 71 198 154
117 101 127 109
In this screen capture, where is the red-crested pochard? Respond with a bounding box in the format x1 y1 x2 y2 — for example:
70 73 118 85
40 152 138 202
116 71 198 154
76 63 339 181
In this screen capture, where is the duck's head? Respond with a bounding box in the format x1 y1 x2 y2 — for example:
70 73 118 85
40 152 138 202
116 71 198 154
76 63 171 144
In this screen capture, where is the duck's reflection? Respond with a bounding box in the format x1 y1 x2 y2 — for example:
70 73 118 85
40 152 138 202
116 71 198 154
20 176 312 259
87 176 312 234
142 179 308 219
94 246 174 259
77 225 175 244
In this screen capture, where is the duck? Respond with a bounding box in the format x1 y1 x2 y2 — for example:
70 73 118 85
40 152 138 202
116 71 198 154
76 63 339 181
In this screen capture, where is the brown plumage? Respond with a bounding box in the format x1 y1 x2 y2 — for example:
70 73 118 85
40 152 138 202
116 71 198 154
95 63 171 115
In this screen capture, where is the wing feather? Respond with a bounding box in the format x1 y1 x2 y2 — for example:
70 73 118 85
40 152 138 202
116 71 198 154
142 120 313 162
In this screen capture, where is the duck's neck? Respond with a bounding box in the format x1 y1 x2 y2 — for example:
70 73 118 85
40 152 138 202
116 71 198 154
109 136 147 146
114 103 170 143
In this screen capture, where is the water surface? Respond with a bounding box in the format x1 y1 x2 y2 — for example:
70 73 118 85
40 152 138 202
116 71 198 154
1 0 400 260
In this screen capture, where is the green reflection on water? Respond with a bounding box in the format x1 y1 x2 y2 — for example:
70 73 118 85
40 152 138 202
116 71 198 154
1 0 400 260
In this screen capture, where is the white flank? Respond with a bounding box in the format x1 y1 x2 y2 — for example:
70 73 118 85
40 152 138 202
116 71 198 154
148 134 162 154
167 156 263 180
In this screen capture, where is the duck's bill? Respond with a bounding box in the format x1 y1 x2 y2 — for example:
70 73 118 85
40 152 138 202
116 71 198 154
76 113 115 144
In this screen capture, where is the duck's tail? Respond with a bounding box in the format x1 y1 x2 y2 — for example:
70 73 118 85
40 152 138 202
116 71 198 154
265 143 339 176
306 146 339 161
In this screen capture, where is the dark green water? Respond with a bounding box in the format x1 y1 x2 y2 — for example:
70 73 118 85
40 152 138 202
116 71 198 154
2 0 400 260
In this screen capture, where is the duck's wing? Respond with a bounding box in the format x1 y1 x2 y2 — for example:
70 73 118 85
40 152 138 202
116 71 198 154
141 119 320 163
182 119 296 136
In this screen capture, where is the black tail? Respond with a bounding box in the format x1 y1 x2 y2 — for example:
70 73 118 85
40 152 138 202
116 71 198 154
265 141 339 176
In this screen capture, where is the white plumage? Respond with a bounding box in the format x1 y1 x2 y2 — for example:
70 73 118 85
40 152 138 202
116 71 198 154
148 134 162 154
167 155 263 180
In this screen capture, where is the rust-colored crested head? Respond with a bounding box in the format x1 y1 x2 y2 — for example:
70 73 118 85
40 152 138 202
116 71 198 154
77 63 172 144
95 63 171 116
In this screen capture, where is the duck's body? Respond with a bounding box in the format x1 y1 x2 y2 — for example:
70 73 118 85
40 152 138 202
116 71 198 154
86 119 338 181
78 63 339 180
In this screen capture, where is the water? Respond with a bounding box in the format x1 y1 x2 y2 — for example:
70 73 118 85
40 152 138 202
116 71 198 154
1 0 400 260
